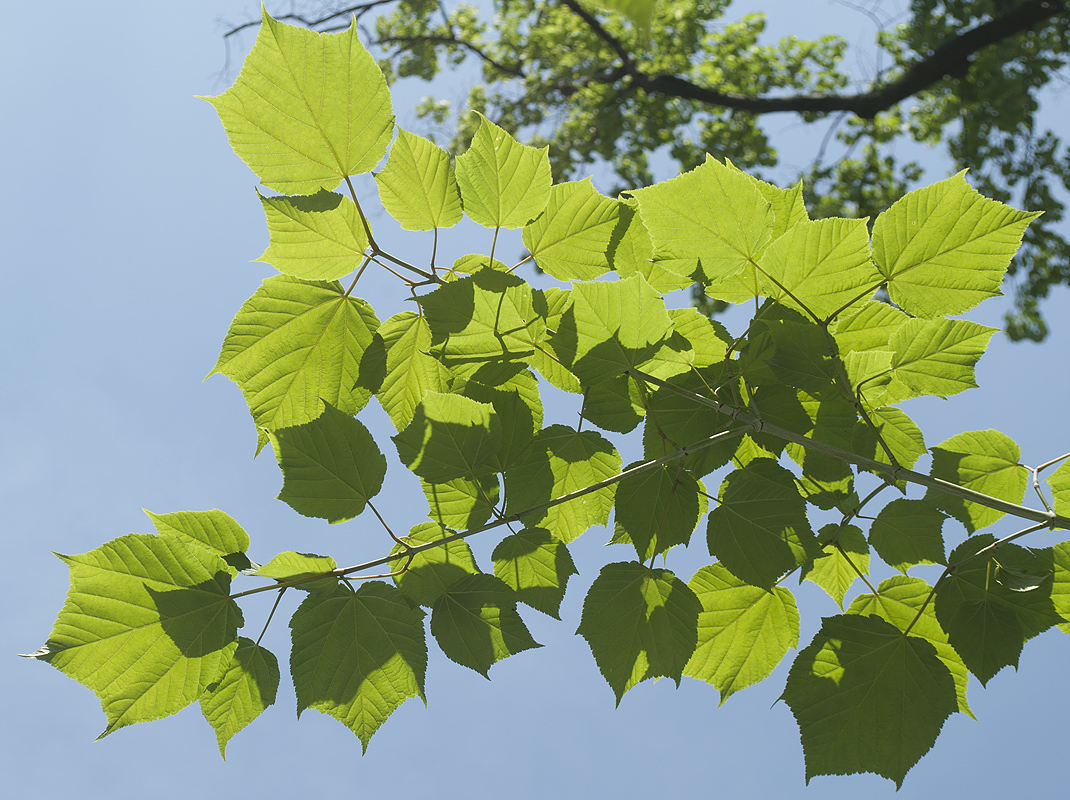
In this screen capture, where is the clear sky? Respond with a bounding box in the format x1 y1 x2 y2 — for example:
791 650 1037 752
3 2 1069 798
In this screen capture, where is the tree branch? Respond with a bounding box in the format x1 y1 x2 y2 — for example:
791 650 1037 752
223 0 397 38
376 34 524 78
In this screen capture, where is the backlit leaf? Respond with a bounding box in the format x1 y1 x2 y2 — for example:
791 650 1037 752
522 179 620 280
802 524 870 610
492 528 578 619
256 190 369 281
613 462 705 560
391 522 480 607
144 509 251 572
200 638 280 758
375 127 462 230
868 498 947 573
251 551 338 593
928 429 1027 532
393 392 500 483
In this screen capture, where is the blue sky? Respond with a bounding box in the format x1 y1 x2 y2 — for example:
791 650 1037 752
3 2 1070 798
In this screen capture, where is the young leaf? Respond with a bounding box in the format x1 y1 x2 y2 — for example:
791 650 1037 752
504 425 622 543
1047 459 1070 516
250 551 339 593
830 300 909 355
391 522 480 607
851 407 927 472
872 172 1041 318
867 498 947 573
928 429 1028 532
609 204 693 293
203 11 393 194
706 458 821 589
290 582 426 752
847 576 973 718
430 574 541 676
801 524 870 610
492 528 578 619
684 563 799 703
455 113 552 229
28 533 242 737
392 392 501 483
144 509 252 572
878 318 997 404
270 403 387 523
576 562 701 704
209 275 380 446
422 474 500 531
200 637 280 758
374 127 462 231
522 179 620 280
256 190 369 281
782 614 957 788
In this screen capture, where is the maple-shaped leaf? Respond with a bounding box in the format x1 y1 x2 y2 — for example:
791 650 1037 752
200 637 280 758
430 574 541 677
27 533 242 738
455 113 551 229
256 190 369 281
375 127 462 231
782 614 957 788
203 10 393 194
522 179 620 280
684 563 799 702
492 528 578 619
270 403 387 523
144 508 252 573
613 462 705 560
577 562 701 704
609 204 692 292
290 582 426 752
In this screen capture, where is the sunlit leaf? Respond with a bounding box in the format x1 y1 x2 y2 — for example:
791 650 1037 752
375 127 462 230
868 498 947 573
523 179 620 280
801 524 869 610
928 429 1027 532
256 190 369 281
144 509 251 572
393 392 500 483
200 638 280 758
391 522 480 607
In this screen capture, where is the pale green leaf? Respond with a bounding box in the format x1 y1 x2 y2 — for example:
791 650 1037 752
783 614 956 787
374 127 462 230
878 318 996 404
251 551 338 593
852 407 927 472
868 498 947 572
585 0 658 32
830 300 909 355
928 429 1027 532
1048 460 1070 517
505 425 622 543
422 474 500 531
707 458 821 589
203 11 393 194
872 172 1041 318
1049 541 1070 634
492 528 578 619
209 275 379 446
668 307 731 368
391 522 480 607
255 190 368 281
802 524 870 609
457 371 543 471
522 178 620 280
430 574 541 676
576 562 701 703
200 638 280 758
455 113 551 229
29 533 242 738
270 403 386 523
144 509 251 572
393 392 500 483
684 563 799 702
609 204 692 292
290 582 426 752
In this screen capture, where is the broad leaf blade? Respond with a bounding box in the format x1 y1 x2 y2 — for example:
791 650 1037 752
375 127 462 230
251 551 339 593
928 429 1027 532
200 637 280 758
868 498 947 573
144 509 251 572
801 524 870 610
256 190 369 281
390 522 480 607
393 392 501 483
492 528 578 619
522 179 620 280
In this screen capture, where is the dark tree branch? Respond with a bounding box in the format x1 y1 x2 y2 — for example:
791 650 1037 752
223 0 397 38
376 34 525 78
561 0 1068 119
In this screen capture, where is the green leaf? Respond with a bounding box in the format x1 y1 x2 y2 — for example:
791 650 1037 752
872 172 1041 318
758 217 879 321
455 113 551 229
492 528 578 619
877 318 997 404
641 371 736 478
586 0 658 33
290 582 426 752
422 474 500 531
609 204 692 292
144 509 252 572
200 637 280 758
668 307 731 368
270 403 386 523
430 574 541 676
868 498 947 573
251 551 339 593
830 300 909 355
576 562 701 704
457 371 543 471
29 533 242 737
928 429 1027 532
582 374 645 434
522 179 620 280
707 459 821 589
203 11 393 194
1050 541 1070 634
554 274 676 386
633 156 773 293
209 275 380 447
847 576 973 718
782 614 956 788
374 127 462 230
801 524 870 610
684 563 799 702
391 522 480 607
1048 460 1070 516
421 269 545 381
613 462 705 560
255 190 369 281
362 311 453 431
393 392 501 483
852 407 927 472
505 425 622 543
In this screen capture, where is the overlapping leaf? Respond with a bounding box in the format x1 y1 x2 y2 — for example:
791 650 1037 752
27 533 242 737
200 638 280 758
204 11 393 194
684 563 799 702
290 582 426 752
872 172 1041 318
270 403 386 523
492 528 578 619
928 429 1027 532
422 474 500 531
577 562 701 703
609 204 692 292
522 179 620 280
251 551 338 593
144 508 251 572
256 190 369 280
209 275 379 447
1047 459 1070 516
391 522 480 607
613 462 705 560
801 524 870 609
783 614 956 787
375 127 462 230
868 498 947 573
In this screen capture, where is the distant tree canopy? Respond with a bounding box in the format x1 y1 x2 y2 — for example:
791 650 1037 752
226 0 1070 340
